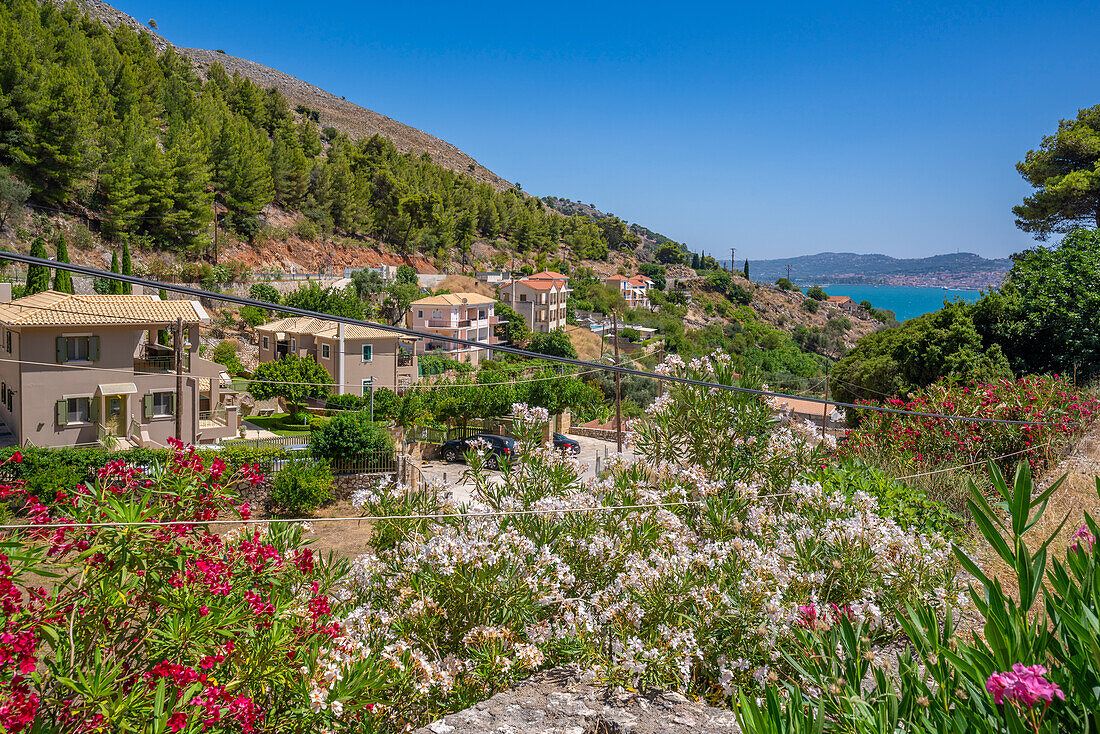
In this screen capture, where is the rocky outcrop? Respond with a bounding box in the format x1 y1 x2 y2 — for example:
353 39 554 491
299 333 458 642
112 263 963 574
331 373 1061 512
412 665 742 734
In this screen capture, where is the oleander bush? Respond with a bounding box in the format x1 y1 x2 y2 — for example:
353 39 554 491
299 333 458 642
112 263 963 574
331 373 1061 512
837 375 1100 512
311 353 960 730
738 463 1100 733
0 440 390 733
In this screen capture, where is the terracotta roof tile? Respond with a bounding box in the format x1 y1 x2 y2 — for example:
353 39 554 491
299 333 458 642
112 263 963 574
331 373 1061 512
411 292 497 307
256 315 398 340
0 291 207 327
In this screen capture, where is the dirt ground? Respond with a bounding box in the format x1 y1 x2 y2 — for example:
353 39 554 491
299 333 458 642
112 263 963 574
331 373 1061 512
974 421 1100 590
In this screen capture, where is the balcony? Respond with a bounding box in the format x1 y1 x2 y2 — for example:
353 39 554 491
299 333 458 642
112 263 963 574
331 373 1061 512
134 345 190 373
427 319 458 328
398 353 414 367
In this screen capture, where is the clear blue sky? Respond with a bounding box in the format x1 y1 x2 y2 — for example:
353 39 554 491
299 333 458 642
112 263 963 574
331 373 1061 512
116 0 1100 260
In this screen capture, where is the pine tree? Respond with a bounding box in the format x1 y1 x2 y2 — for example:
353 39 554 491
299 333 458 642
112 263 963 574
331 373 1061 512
212 113 274 218
25 237 51 295
52 234 73 293
165 121 213 252
121 239 133 294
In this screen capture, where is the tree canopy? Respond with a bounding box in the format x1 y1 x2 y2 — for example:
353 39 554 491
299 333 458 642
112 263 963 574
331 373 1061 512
248 354 332 411
1014 105 1100 238
972 227 1100 378
831 301 1012 405
528 329 578 359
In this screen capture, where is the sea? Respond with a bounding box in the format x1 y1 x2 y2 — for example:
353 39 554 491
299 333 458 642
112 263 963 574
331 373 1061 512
804 285 983 321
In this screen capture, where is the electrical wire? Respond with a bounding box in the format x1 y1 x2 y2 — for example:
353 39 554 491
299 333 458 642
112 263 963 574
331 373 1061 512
0 251 1080 428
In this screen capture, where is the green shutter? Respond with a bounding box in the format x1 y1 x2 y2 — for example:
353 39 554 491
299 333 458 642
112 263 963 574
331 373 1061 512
88 398 100 423
56 399 67 426
56 336 66 363
168 393 176 415
88 336 100 361
143 394 153 419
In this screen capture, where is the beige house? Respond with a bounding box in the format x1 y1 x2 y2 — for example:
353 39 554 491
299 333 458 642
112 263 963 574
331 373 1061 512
827 295 861 315
0 291 239 448
603 275 654 310
256 316 419 394
497 271 571 333
407 293 498 365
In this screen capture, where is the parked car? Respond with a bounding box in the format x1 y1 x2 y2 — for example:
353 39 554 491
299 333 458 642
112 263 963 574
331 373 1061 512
553 432 580 454
440 434 516 467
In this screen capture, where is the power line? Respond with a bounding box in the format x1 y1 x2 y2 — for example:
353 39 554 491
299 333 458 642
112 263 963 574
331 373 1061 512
0 251 1077 428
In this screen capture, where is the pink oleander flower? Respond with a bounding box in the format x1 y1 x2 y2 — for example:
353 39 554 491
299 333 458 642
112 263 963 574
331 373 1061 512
1070 525 1095 552
986 664 1065 708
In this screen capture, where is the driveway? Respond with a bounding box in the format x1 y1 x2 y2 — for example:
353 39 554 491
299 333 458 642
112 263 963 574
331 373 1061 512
418 433 638 505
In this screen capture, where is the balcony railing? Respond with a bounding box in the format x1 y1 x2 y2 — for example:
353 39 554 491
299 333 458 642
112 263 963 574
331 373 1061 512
397 354 414 367
426 319 457 328
198 408 228 426
134 345 190 373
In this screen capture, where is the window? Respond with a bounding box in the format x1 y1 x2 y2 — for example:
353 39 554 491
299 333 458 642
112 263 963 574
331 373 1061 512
417 310 423 319
361 344 373 362
4 330 9 353
56 336 99 363
262 335 269 350
432 309 442 320
478 309 486 319
322 343 330 359
65 397 90 424
290 337 296 353
150 392 174 417
5 389 11 411
519 294 527 302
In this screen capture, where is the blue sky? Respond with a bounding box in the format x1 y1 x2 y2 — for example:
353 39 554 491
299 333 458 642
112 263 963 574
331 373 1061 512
117 0 1100 260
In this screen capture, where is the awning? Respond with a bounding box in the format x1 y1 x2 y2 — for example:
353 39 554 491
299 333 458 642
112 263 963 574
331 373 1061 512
96 382 138 396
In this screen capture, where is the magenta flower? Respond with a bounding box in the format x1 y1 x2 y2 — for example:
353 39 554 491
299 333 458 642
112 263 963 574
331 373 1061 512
1070 525 1095 552
986 664 1065 708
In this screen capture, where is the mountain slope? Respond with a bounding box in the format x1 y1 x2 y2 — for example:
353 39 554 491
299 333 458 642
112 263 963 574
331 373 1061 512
744 252 1011 288
56 0 511 189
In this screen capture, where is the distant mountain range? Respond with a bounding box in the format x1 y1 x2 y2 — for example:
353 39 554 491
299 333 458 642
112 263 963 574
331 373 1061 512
738 252 1012 289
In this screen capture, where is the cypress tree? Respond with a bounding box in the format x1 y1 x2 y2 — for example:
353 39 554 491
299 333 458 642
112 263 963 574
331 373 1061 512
25 237 51 295
52 234 73 293
121 240 133 294
743 260 750 280
110 251 124 294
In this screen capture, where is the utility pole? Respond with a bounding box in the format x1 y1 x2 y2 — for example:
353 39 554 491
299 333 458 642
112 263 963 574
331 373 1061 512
174 317 183 441
613 311 622 454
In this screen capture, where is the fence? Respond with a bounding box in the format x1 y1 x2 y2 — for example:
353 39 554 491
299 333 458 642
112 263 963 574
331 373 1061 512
221 433 311 449
411 421 491 445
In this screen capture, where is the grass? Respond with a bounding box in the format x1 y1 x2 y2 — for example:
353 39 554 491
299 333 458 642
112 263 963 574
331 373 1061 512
243 413 311 436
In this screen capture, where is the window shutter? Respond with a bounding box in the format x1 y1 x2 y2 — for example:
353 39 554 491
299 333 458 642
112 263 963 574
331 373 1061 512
88 398 100 423
56 336 67 363
168 393 176 415
143 394 153 419
88 336 100 361
56 399 67 426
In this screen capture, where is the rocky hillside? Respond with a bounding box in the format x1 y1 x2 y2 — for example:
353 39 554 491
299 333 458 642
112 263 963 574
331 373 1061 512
53 0 511 190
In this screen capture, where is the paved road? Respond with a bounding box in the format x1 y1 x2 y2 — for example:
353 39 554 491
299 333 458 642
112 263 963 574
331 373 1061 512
418 434 637 504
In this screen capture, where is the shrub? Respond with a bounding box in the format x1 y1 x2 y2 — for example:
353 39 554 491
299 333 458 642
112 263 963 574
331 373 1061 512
0 444 384 732
619 327 642 342
837 375 1100 512
211 340 242 375
311 411 394 463
775 277 800 292
239 305 269 327
806 285 828 301
802 298 819 313
324 393 367 412
268 457 333 512
295 218 319 241
248 282 281 305
738 464 1100 734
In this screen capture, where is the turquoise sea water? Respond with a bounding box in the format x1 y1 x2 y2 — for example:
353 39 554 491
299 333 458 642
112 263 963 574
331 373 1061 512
808 285 982 321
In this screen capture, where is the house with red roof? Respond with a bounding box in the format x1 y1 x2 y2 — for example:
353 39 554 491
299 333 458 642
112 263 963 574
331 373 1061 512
604 274 655 310
497 271 572 333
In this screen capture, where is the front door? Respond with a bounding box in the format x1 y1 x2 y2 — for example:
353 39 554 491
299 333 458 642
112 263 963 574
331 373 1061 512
106 394 126 435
